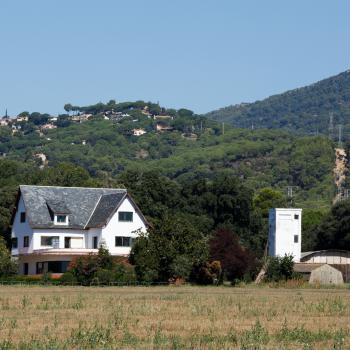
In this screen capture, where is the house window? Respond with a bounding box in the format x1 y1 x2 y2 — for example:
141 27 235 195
93 236 98 249
118 212 133 222
20 212 26 223
23 236 29 248
294 235 299 243
36 261 70 274
11 237 18 249
64 237 71 248
115 236 132 247
41 236 59 248
55 215 68 225
23 263 29 275
294 214 299 220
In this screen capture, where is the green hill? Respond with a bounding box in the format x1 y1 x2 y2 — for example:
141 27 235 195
0 105 336 207
205 70 350 138
0 101 338 254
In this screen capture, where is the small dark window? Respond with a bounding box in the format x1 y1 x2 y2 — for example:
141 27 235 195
23 236 29 248
118 212 133 222
294 214 299 220
11 237 18 249
115 236 131 247
294 235 299 243
93 236 98 249
23 263 29 275
20 212 26 223
36 262 44 274
64 237 71 248
56 215 67 224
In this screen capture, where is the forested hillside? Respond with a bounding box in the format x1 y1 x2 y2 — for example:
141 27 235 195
0 100 337 255
205 70 350 138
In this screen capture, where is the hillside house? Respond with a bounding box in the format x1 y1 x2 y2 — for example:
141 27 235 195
0 118 9 127
11 185 148 275
154 115 173 121
40 123 57 130
132 128 147 136
16 115 29 122
71 114 92 123
156 123 173 132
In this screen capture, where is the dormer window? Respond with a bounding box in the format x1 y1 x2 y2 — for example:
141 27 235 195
54 215 68 225
46 200 70 226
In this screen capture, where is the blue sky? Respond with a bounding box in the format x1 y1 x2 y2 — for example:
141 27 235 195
1 0 349 115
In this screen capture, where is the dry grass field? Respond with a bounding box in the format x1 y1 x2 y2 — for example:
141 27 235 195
0 285 350 349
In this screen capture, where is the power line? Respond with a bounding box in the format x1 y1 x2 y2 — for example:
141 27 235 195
329 112 334 140
338 124 343 148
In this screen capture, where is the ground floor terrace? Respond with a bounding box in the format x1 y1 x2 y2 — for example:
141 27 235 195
14 251 98 275
0 286 349 349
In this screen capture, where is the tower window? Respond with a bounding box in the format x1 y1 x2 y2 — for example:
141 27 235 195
294 214 299 220
294 235 299 243
20 212 26 223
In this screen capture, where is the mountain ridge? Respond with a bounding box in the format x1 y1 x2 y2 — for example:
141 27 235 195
205 70 350 138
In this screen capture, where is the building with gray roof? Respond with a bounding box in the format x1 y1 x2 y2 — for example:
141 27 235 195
11 185 148 275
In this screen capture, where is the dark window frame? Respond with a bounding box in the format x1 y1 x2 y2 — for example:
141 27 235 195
23 263 29 275
294 235 299 243
118 212 133 222
294 214 299 220
115 236 132 247
11 237 18 249
56 215 68 224
23 236 29 248
64 237 71 248
20 212 26 223
41 236 59 247
93 236 98 249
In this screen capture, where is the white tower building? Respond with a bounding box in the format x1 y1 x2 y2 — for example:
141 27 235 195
268 208 302 262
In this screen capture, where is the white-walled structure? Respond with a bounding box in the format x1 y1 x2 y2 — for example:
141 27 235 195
11 185 148 275
268 208 302 262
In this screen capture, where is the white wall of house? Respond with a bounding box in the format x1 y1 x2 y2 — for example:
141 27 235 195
87 228 102 249
33 229 86 250
12 194 147 274
11 196 33 255
268 208 302 262
101 197 147 255
18 254 80 275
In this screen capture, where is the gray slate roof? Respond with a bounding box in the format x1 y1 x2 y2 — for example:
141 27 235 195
86 193 127 228
20 185 126 229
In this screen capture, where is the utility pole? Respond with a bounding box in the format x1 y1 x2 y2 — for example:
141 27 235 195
286 186 298 207
329 112 334 140
338 124 343 148
222 122 225 135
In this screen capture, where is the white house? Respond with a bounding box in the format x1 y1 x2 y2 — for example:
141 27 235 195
11 185 148 275
268 208 302 262
132 128 147 136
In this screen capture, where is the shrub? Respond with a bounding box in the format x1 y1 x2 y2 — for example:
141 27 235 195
265 255 294 282
193 260 222 285
60 271 77 285
0 237 17 277
210 228 257 282
94 269 114 285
